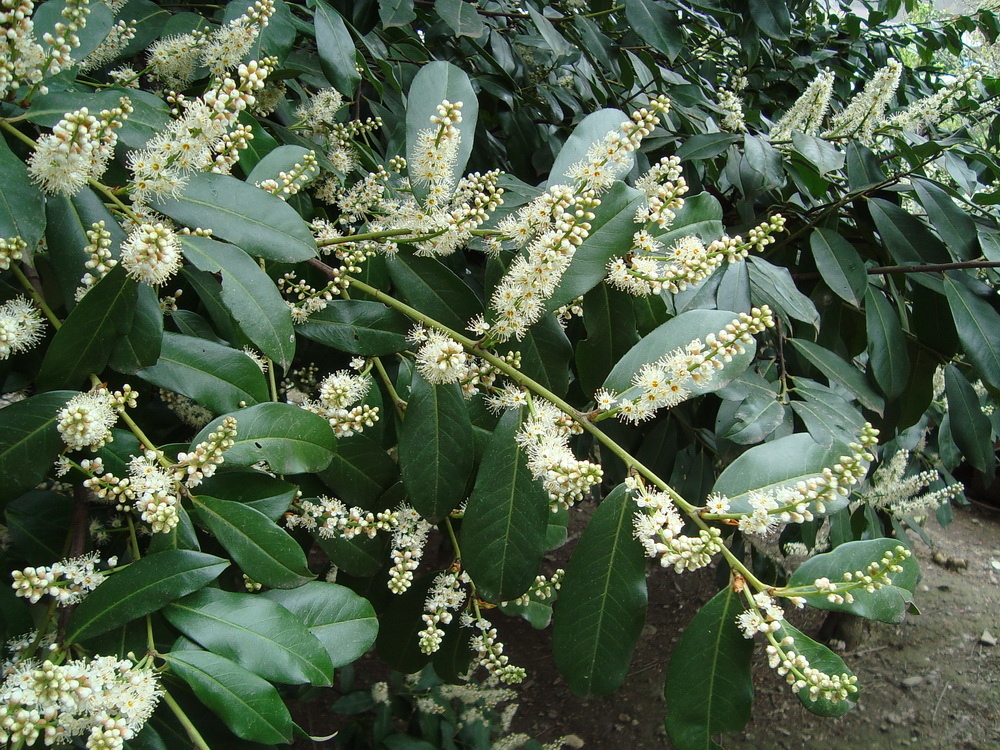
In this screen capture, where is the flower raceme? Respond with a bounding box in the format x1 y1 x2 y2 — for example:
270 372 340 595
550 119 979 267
594 306 776 423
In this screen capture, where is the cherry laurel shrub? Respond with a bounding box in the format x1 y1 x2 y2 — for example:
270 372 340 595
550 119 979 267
0 0 999 748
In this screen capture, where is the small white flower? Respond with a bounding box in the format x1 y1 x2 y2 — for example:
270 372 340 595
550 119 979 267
121 223 182 286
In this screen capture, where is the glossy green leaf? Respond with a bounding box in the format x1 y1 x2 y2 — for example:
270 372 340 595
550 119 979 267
718 383 784 445
151 173 317 262
0 134 45 255
790 381 866 449
435 0 484 37
109 284 163 374
547 182 645 311
318 433 400 509
195 472 298 520
398 375 475 522
791 133 846 176
385 253 482 331
180 235 295 369
748 257 819 328
869 198 949 264
654 192 725 247
674 134 742 162
943 275 1000 391
375 575 437 673
846 142 886 190
314 0 361 95
405 62 478 203
236 112 280 174
37 265 137 391
192 495 313 589
548 108 628 187
552 484 647 697
773 622 857 717
750 0 791 38
165 588 334 686
5 491 73 565
378 0 416 27
912 178 977 260
865 287 909 399
664 587 753 750
192 403 335 475
164 650 293 744
462 409 550 603
625 0 682 60
788 339 884 414
264 582 378 667
138 332 269 413
713 432 852 515
809 228 867 308
66 551 229 642
944 365 995 474
575 285 639 395
788 538 920 623
0 391 74 504
498 313 573 397
526 5 572 56
604 309 757 396
297 300 409 356
317 532 388 577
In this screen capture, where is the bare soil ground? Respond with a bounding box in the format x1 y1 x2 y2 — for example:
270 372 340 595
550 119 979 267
506 503 1000 749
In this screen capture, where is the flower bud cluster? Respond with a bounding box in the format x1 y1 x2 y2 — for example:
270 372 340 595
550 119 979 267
860 447 964 518
286 495 398 541
0 0 91 101
201 0 275 76
257 150 319 199
295 88 345 133
412 99 463 188
466 616 526 684
279 272 335 323
174 416 237 487
607 216 785 297
211 123 255 175
75 221 116 299
326 165 390 220
808 545 911 605
882 65 982 138
765 632 858 704
79 18 136 72
410 170 505 257
11 551 104 605
298 370 379 438
633 156 688 229
708 423 880 534
27 97 133 197
120 222 182 286
388 505 433 594
717 88 746 132
129 59 274 202
628 479 724 573
418 570 469 654
57 388 122 452
0 296 45 361
513 400 602 510
0 654 161 748
0 236 26 271
769 70 835 142
823 58 903 142
567 95 671 192
490 188 598 341
595 307 775 423
500 569 564 608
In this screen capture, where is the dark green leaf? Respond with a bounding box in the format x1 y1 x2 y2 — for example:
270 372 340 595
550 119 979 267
0 391 74 504
674 134 742 162
378 0 416 27
385 253 482 331
151 173 317 263
498 313 573 397
165 588 334 686
625 0 682 60
435 0 484 37
748 257 819 328
944 365 995 474
5 491 73 565
912 178 977 260
943 275 1000 391
180 236 295 369
869 198 949 265
164 650 293 744
552 484 647 697
750 0 791 38
192 495 313 589
264 582 378 667
462 409 550 602
791 381 866 449
0 133 45 255
398 375 475 522
318 433 400 509
791 133 846 176
664 588 753 749
137 332 269 413
109 284 163 374
195 472 298 520
865 287 909 399
67 551 229 642
297 300 409 356
575 285 639 395
192 403 335 475
314 1 361 95
788 339 884 413
37 265 137 391
809 228 867 308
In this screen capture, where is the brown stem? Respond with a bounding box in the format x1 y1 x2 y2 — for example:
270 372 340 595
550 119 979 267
794 259 1000 281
